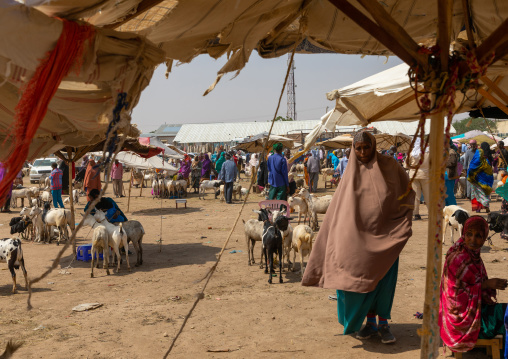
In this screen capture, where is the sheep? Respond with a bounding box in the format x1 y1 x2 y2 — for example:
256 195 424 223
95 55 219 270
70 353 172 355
91 225 110 278
290 225 314 276
243 209 268 267
288 196 309 225
218 184 225 202
442 205 470 244
82 211 130 272
0 238 28 293
260 208 289 284
295 178 305 189
241 188 249 197
295 164 305 173
299 188 332 230
198 180 222 199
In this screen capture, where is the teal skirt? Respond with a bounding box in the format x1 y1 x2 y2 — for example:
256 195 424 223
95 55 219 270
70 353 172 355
337 258 399 334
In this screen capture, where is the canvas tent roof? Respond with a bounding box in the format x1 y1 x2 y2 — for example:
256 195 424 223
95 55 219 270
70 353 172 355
114 151 177 173
25 0 508 92
0 1 164 160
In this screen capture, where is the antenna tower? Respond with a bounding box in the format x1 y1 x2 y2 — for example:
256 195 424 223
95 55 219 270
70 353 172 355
286 54 296 121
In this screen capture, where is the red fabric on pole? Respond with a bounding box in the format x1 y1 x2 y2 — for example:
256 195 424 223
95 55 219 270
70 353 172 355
0 20 94 205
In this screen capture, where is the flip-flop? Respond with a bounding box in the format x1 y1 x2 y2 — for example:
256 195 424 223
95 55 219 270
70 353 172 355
328 295 337 300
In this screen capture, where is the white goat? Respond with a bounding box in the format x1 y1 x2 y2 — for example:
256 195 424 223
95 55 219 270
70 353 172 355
232 183 242 201
91 210 130 273
288 196 309 225
299 188 332 230
91 225 110 278
152 178 160 198
174 179 188 197
291 225 314 276
322 168 335 183
36 205 74 245
63 189 79 204
41 190 52 205
198 180 222 199
442 205 470 244
243 210 267 267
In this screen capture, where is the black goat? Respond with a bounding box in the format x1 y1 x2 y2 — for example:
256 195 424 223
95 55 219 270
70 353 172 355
260 208 289 284
9 216 31 239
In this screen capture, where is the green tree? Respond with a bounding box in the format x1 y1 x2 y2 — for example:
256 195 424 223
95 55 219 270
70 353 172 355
272 116 294 122
453 117 497 135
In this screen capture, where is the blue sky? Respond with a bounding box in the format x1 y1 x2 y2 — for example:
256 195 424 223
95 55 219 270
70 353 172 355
132 53 404 133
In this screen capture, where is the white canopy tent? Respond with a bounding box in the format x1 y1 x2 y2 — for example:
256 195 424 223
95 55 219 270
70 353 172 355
115 151 177 173
138 136 184 160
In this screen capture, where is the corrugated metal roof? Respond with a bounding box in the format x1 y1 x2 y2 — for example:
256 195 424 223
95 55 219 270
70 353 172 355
174 120 322 143
173 119 456 143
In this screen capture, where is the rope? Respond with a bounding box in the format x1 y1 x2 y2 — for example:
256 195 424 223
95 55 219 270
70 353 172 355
162 44 298 359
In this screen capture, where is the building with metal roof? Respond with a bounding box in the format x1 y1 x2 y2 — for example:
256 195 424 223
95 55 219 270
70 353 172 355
141 124 182 143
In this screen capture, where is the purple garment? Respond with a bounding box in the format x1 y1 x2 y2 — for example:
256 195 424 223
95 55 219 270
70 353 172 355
179 159 191 178
0 162 13 197
201 155 211 177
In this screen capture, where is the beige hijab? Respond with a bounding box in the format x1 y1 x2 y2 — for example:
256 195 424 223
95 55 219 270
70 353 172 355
301 132 414 293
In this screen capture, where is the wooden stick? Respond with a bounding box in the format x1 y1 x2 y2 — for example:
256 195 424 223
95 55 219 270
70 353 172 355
475 18 508 63
127 170 133 213
356 0 427 67
420 111 445 359
461 0 476 50
139 170 146 197
327 0 423 67
437 0 454 71
105 0 166 29
66 147 76 258
480 76 508 105
477 87 508 117
475 76 503 108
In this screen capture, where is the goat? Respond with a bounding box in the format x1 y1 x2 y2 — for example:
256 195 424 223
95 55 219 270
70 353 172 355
295 178 305 189
241 188 249 197
198 180 222 199
291 225 314 276
152 178 160 198
40 190 52 205
295 164 305 173
63 189 79 204
0 238 28 293
28 206 47 243
442 205 470 244
299 188 332 230
39 204 75 245
94 211 130 272
288 196 309 225
91 225 110 278
232 183 242 201
243 209 268 267
261 209 289 284
9 216 31 240
272 210 293 271
10 188 33 208
218 184 225 202
322 168 335 183
174 179 188 198
115 220 145 266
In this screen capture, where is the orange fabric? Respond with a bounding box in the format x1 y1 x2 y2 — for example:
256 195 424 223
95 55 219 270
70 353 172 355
84 160 101 201
0 20 94 205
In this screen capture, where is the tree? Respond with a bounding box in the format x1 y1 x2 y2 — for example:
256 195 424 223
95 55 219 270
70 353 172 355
452 117 497 135
272 116 294 122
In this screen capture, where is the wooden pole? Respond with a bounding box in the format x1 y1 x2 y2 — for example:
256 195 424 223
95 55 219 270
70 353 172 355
420 111 445 359
66 148 76 258
127 170 133 213
139 170 146 197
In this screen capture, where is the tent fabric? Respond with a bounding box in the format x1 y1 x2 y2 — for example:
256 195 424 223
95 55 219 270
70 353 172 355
138 137 184 159
234 133 295 152
115 151 177 173
23 1 508 94
0 1 165 160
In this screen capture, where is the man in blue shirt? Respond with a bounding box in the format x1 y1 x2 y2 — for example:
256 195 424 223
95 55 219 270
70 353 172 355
339 149 350 177
267 143 289 200
219 153 238 204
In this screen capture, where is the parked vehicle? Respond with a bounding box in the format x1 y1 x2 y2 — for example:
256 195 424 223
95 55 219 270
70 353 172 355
29 157 58 183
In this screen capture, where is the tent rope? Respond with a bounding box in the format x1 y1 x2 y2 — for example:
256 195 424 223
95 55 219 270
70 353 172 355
162 45 297 358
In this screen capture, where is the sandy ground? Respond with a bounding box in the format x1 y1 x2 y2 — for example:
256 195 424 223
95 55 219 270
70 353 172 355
0 172 506 359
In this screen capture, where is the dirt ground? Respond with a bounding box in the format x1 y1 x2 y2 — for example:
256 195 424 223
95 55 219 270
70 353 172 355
0 172 506 359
